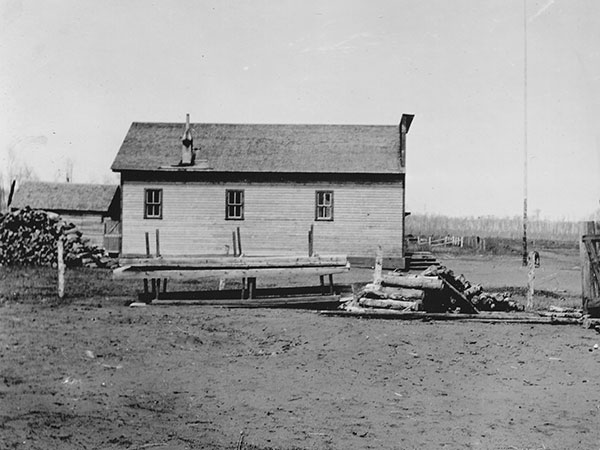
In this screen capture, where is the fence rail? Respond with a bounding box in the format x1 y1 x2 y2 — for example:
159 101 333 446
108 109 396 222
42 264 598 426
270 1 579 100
407 235 487 251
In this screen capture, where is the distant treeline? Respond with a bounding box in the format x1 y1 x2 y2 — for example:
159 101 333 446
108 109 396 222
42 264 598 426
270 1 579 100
406 214 582 242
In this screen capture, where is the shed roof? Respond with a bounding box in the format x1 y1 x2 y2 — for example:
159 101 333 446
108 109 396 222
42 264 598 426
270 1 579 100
111 122 404 174
11 181 119 213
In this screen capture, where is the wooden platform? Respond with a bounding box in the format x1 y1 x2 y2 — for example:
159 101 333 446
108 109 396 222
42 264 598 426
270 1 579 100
115 254 350 301
115 254 349 279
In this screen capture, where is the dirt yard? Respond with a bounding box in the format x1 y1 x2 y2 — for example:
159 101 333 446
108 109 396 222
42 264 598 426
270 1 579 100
1 249 599 449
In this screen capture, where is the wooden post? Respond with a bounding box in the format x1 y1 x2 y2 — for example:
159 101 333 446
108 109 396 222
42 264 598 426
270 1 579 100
57 238 65 299
308 225 314 257
581 221 597 311
155 229 160 257
373 246 383 288
248 277 256 299
143 233 150 295
526 251 535 311
236 227 243 256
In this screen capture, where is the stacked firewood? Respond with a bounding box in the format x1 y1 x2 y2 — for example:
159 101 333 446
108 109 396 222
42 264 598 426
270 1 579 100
343 265 522 314
422 265 522 312
0 207 117 269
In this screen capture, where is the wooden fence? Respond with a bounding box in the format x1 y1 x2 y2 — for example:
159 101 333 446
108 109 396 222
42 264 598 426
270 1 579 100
407 235 487 251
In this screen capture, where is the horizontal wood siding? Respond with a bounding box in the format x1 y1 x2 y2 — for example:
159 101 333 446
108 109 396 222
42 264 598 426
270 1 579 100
121 181 404 257
61 214 106 248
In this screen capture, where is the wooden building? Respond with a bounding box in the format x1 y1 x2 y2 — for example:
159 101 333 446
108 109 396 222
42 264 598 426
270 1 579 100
10 181 121 250
111 114 414 259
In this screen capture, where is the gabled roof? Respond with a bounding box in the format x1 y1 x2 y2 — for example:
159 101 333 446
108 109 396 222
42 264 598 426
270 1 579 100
111 122 404 174
10 181 119 213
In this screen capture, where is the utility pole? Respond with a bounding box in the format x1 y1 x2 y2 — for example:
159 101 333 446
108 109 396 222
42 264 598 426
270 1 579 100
522 0 528 266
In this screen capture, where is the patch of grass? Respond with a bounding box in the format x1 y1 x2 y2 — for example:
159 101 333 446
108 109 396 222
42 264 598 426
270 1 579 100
0 266 224 305
487 286 581 310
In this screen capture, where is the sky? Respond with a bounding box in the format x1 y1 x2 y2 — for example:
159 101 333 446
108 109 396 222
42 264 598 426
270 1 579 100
1 0 599 220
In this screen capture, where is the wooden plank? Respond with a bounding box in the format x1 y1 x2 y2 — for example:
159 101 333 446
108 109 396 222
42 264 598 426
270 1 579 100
320 310 579 324
151 295 341 308
114 264 350 280
155 229 161 257
347 256 405 270
236 227 242 255
119 254 348 267
138 285 342 302
440 278 479 314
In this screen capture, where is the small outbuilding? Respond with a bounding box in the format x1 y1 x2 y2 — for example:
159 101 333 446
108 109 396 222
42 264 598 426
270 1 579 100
10 181 121 250
111 114 414 261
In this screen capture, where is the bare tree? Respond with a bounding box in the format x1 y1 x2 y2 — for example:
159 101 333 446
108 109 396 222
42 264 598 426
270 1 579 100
7 147 38 185
2 146 38 211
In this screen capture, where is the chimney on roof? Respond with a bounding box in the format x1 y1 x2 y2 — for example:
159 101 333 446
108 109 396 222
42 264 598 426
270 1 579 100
181 113 194 165
399 114 414 167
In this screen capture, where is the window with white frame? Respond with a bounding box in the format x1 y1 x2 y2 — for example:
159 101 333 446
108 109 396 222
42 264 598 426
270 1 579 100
315 190 333 221
144 189 162 219
226 189 244 220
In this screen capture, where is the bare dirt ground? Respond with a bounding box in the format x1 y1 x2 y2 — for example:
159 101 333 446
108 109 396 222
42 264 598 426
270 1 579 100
1 249 599 450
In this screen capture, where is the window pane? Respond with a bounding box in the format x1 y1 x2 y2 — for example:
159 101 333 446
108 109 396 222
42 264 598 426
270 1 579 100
226 190 244 220
145 189 162 219
315 191 333 221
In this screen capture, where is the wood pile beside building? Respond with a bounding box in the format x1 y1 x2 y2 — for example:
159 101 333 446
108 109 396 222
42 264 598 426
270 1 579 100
0 207 117 268
342 265 522 314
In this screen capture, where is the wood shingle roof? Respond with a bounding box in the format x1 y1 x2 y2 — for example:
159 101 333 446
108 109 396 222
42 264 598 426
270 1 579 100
11 181 119 213
111 122 404 174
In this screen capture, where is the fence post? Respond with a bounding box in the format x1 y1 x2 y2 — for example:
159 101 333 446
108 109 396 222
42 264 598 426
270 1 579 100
581 221 597 312
57 238 65 299
526 251 535 310
373 246 383 288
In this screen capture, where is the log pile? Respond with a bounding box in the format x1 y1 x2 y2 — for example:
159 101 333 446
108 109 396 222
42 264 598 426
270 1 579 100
342 265 522 314
0 207 117 269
